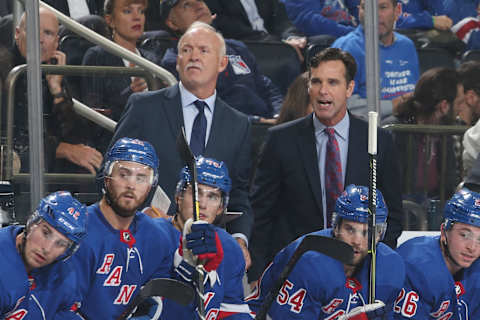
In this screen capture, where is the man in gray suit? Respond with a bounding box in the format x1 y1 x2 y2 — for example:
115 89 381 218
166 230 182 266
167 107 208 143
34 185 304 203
108 21 253 267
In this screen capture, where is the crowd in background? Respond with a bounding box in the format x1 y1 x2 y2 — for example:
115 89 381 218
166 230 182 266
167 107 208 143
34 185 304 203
2 0 480 318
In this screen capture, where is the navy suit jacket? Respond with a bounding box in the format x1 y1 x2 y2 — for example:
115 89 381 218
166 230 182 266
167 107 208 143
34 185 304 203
110 84 254 238
248 113 404 281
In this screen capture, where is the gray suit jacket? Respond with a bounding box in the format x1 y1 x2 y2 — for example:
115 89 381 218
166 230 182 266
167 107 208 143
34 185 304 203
110 84 253 238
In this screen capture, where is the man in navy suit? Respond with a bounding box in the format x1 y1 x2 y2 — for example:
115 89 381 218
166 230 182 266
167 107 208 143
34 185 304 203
248 47 404 282
108 21 253 268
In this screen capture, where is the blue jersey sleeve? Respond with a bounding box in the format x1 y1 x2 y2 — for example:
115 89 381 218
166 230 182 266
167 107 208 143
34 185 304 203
282 0 358 37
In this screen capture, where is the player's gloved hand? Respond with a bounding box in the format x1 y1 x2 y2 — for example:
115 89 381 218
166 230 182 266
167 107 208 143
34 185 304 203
338 301 386 320
185 221 224 272
176 233 195 283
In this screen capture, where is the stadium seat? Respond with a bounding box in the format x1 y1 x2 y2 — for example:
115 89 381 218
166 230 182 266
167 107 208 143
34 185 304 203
243 40 302 96
416 47 455 75
138 30 176 61
58 15 110 99
0 14 12 48
304 35 336 66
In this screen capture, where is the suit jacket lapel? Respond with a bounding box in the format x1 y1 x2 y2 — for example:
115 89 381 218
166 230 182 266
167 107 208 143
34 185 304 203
296 115 323 211
163 84 184 141
205 97 225 153
345 116 364 184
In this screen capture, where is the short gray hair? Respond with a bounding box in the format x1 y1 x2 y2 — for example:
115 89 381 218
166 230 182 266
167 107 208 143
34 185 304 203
178 21 226 58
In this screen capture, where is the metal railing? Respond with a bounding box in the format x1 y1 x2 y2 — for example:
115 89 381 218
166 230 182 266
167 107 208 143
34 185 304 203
10 0 178 208
382 123 468 230
3 64 162 181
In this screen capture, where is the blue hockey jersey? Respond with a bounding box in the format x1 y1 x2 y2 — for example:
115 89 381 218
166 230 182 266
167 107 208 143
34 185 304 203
0 226 30 317
247 229 405 319
160 220 253 319
69 204 178 320
394 236 480 319
0 226 80 319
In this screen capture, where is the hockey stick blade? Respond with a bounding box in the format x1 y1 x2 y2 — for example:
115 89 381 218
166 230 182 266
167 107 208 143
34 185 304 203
255 235 354 320
117 278 195 320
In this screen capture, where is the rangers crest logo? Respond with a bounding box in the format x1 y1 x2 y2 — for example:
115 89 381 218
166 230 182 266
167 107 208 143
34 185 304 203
345 277 362 294
28 276 36 291
475 199 480 207
228 55 251 75
120 230 136 248
360 194 368 201
455 281 465 298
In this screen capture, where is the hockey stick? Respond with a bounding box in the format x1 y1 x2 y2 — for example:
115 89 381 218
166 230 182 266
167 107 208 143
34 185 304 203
116 278 195 320
255 235 354 320
367 111 378 304
176 127 206 319
176 127 200 221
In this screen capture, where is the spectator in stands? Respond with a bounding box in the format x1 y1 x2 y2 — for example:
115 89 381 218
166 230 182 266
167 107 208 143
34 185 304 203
457 61 480 126
1 7 103 174
248 47 403 283
204 0 307 62
276 71 312 125
383 67 461 207
459 61 480 176
81 0 161 153
82 0 159 122
396 0 452 31
43 0 104 19
332 0 420 120
450 1 480 52
282 0 359 38
159 0 284 121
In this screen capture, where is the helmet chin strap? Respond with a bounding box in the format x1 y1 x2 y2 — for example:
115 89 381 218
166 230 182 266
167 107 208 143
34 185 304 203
19 231 28 268
442 228 462 272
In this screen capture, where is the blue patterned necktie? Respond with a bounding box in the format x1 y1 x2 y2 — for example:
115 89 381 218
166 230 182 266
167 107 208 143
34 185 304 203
325 128 343 227
191 100 207 156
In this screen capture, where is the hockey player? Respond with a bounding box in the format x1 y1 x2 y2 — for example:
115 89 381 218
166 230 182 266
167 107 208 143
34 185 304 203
394 188 480 319
246 184 405 319
0 191 88 319
159 156 253 319
67 138 224 319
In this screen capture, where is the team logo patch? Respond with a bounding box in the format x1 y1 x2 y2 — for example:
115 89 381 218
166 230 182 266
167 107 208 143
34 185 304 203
360 194 368 201
120 230 136 248
228 55 251 75
455 281 465 298
475 199 480 207
28 276 36 291
345 277 362 294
